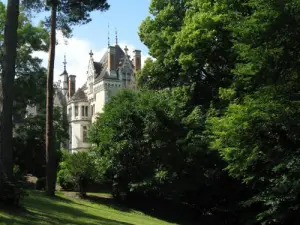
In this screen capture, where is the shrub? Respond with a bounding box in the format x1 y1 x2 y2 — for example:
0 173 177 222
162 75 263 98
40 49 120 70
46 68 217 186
57 151 97 197
57 167 74 190
0 165 27 206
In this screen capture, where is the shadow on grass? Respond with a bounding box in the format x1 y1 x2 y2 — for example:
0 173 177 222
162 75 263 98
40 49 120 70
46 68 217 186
83 193 200 225
125 199 200 225
84 194 131 213
0 191 132 225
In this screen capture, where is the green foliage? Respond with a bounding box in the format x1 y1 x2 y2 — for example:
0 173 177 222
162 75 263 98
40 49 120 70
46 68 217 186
209 85 300 224
22 0 110 37
0 1 49 121
13 106 68 178
89 88 246 223
206 0 300 223
57 151 97 197
0 165 27 206
139 0 300 223
57 165 74 190
138 0 235 107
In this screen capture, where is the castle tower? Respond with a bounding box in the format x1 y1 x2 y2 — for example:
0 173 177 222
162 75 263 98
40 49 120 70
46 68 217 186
67 88 90 153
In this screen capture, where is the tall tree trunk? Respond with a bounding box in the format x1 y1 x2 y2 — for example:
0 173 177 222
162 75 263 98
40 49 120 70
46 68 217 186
0 0 20 180
45 3 57 196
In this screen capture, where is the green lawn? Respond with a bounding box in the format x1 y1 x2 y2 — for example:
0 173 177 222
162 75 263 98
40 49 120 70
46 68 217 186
0 191 176 225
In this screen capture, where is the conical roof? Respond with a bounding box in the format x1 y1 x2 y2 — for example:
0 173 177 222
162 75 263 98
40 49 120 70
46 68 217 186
70 88 88 102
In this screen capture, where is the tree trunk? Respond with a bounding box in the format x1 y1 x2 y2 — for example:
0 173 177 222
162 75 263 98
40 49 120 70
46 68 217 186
0 0 20 180
45 2 57 196
79 179 87 198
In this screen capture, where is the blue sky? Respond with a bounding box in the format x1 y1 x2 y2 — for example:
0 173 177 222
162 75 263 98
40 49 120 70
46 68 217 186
28 0 152 87
70 0 150 54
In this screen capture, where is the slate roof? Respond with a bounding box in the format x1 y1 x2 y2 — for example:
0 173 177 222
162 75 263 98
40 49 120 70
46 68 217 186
94 45 126 84
54 88 67 106
81 82 87 90
70 88 88 102
60 70 68 76
79 45 133 88
93 62 102 75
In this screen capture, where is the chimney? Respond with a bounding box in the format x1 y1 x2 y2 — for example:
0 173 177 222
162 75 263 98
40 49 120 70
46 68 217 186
133 50 141 72
108 46 116 71
68 75 76 98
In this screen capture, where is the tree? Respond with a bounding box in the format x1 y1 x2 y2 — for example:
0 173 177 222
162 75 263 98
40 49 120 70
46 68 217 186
14 106 68 178
0 0 20 180
23 0 110 196
0 1 48 175
207 0 300 224
0 0 48 180
138 0 236 107
89 88 249 223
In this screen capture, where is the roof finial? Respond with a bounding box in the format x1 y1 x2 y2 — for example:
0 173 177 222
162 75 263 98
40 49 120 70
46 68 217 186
89 50 94 58
124 45 128 54
115 27 118 45
63 54 67 72
108 23 110 47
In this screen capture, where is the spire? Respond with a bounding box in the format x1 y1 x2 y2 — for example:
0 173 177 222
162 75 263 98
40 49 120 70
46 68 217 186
115 27 118 45
63 54 67 72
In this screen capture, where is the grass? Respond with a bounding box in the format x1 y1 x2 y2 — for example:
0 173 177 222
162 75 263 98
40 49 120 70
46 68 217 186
0 191 176 225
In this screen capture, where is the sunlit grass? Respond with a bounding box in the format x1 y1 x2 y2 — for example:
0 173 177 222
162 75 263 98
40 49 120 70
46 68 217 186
0 190 175 225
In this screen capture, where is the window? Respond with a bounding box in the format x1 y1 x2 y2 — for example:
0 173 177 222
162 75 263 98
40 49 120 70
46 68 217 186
75 105 78 116
83 126 88 142
81 106 84 116
68 107 72 117
91 105 94 116
85 106 88 117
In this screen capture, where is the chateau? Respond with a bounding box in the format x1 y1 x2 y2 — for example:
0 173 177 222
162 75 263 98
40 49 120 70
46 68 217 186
54 42 141 153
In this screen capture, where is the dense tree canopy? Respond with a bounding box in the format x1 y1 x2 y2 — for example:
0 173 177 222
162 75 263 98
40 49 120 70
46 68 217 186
89 89 250 224
89 0 300 224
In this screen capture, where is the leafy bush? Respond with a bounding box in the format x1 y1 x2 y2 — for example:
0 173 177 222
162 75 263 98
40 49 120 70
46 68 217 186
57 151 97 197
0 165 27 206
57 162 74 190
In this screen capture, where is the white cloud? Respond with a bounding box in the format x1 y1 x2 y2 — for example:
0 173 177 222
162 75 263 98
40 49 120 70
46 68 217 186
32 31 149 90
